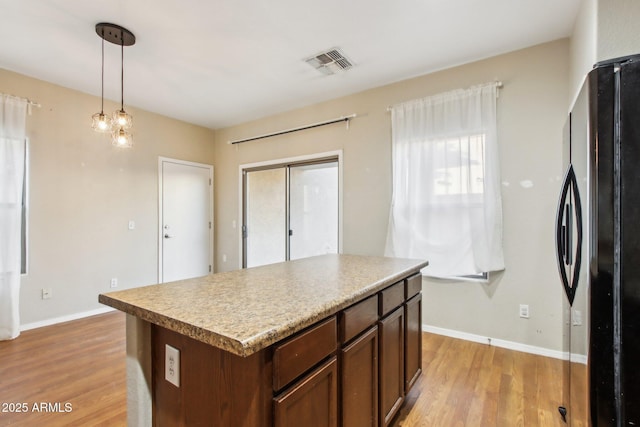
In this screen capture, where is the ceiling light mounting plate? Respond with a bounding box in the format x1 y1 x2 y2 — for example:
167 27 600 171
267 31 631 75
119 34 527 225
95 22 135 46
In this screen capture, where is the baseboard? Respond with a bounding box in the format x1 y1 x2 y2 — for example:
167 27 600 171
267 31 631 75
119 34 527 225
423 323 587 364
570 354 588 364
21 307 115 332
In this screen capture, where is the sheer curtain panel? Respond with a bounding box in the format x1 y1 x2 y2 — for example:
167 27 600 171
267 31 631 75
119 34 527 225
385 83 505 278
0 94 28 340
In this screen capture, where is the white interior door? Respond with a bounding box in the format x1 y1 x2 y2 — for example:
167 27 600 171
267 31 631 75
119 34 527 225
160 158 213 283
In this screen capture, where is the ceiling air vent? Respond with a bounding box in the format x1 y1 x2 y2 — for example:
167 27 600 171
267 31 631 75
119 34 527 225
305 48 354 75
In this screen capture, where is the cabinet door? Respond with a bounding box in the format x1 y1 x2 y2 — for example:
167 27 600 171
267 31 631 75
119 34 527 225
342 326 378 427
405 293 422 392
379 306 405 427
274 356 338 427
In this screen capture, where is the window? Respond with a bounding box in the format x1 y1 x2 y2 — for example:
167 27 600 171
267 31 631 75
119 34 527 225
21 141 28 274
0 93 29 340
385 83 505 278
433 134 485 197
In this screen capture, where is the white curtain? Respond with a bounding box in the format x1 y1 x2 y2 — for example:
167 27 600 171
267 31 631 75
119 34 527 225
385 83 504 278
0 94 28 340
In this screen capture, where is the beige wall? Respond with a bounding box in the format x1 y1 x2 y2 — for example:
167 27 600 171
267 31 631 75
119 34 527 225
0 68 215 325
214 40 570 351
4 39 571 351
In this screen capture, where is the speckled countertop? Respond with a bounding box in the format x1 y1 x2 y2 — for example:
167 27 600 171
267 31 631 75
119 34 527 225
99 254 427 357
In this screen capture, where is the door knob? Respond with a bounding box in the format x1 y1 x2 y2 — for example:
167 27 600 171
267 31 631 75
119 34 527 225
164 234 173 239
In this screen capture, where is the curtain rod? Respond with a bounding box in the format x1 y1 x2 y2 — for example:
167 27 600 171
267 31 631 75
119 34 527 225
386 80 503 112
1 93 41 116
1 93 41 108
228 114 357 145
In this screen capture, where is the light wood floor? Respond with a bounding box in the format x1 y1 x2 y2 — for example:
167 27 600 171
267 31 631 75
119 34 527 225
0 312 126 426
391 334 565 427
0 311 567 426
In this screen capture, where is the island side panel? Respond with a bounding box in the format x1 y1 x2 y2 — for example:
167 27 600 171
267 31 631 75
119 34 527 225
152 324 273 427
126 314 153 427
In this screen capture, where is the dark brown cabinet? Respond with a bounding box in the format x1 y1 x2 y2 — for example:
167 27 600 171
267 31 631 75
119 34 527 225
150 272 423 427
273 318 339 427
274 356 338 427
378 306 405 427
341 326 379 427
404 293 422 392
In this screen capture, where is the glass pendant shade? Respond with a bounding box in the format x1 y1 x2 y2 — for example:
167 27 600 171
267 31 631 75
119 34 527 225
112 127 133 148
112 109 133 129
91 111 112 132
92 32 110 134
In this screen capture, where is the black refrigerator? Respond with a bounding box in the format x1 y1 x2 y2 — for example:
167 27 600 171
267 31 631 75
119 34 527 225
556 54 640 426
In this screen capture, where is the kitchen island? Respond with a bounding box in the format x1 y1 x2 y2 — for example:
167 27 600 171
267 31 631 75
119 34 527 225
99 254 427 427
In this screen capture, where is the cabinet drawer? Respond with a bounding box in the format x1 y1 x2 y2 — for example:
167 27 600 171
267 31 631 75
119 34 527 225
379 281 404 317
273 316 337 391
405 273 422 300
340 294 378 343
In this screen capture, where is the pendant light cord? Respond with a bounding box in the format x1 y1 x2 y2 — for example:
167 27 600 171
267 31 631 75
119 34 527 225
120 32 124 111
100 32 105 113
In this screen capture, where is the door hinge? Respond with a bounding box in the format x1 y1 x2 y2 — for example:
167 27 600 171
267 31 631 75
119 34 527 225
242 225 248 239
209 221 212 229
209 178 212 185
209 265 212 273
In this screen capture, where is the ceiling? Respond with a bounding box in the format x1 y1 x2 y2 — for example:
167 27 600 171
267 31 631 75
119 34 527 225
0 0 581 129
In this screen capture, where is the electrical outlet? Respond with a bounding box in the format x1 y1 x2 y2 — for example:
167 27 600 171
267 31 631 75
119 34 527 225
128 220 135 230
519 304 530 319
110 278 118 288
41 288 52 300
222 254 227 263
572 309 583 326
165 345 180 387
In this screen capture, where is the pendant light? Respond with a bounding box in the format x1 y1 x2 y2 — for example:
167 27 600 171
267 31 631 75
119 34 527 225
91 29 111 132
92 23 136 147
111 28 133 147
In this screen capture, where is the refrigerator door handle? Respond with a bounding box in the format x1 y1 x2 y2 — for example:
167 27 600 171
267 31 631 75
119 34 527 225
566 203 573 265
560 225 566 263
556 165 583 306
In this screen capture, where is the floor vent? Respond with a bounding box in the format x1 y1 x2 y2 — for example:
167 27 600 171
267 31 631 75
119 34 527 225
305 48 353 75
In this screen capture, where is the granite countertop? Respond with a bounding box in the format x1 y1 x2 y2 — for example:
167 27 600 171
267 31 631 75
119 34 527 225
99 254 427 357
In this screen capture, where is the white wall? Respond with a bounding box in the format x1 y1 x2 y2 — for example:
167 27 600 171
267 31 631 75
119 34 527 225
597 0 640 62
570 0 597 106
214 40 570 352
0 68 215 326
569 0 640 107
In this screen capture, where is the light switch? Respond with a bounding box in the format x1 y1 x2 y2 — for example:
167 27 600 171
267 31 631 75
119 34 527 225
165 345 180 387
